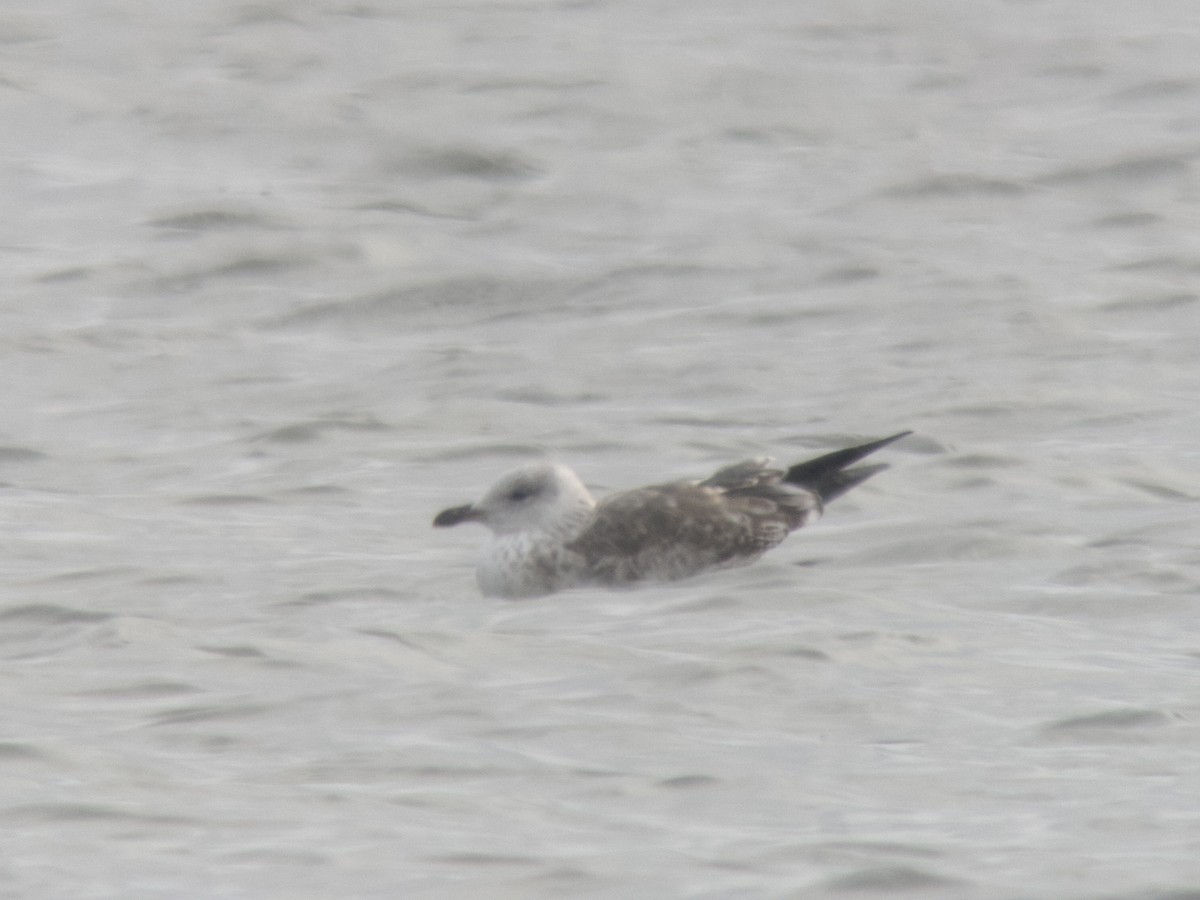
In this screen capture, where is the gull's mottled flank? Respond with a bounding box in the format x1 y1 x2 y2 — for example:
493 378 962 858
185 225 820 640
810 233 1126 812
434 432 911 598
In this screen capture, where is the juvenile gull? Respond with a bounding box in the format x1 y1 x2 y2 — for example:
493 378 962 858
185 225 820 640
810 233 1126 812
434 432 910 598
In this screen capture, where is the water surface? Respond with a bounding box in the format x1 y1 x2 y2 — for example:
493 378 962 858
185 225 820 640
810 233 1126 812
3 1 1200 897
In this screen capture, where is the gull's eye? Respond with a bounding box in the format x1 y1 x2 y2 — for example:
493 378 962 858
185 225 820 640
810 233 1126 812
507 483 539 503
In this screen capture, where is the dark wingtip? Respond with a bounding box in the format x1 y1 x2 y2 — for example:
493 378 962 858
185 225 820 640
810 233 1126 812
785 431 911 503
433 504 479 528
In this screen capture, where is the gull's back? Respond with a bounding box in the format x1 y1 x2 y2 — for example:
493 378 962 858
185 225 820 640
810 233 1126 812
567 460 820 588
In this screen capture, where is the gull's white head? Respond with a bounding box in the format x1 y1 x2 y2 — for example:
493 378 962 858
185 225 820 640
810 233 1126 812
433 462 596 537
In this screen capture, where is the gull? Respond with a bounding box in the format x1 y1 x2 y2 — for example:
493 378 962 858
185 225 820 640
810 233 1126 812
433 432 910 598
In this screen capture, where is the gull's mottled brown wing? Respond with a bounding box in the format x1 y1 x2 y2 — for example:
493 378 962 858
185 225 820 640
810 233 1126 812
697 456 782 490
566 464 821 587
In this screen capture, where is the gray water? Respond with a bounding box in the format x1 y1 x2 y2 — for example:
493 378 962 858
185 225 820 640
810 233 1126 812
4 2 1200 897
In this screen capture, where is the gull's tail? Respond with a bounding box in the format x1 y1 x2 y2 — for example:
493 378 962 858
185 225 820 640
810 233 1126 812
784 431 912 505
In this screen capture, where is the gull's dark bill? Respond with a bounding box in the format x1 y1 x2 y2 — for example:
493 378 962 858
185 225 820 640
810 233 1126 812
432 504 481 528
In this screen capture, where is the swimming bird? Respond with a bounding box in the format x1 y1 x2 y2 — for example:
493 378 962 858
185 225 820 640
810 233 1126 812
433 432 910 598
